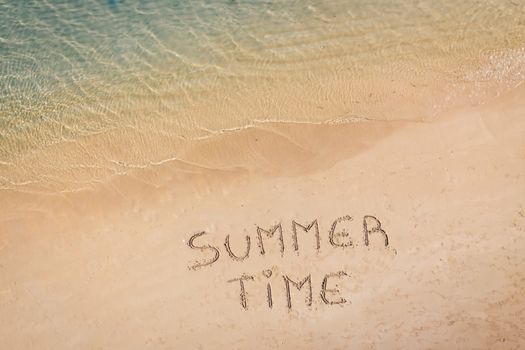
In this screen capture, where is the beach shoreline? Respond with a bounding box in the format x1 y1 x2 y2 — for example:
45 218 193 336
1 83 524 348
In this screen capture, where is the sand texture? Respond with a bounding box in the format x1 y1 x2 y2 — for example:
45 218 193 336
1 85 524 349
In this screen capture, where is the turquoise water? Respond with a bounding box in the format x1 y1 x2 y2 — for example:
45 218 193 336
0 0 524 191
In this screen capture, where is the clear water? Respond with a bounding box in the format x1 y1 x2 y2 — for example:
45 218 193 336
1 0 524 191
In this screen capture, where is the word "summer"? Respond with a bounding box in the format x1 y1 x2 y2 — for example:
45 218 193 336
187 215 389 269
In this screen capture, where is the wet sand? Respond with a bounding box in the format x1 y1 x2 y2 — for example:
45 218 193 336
1 84 524 349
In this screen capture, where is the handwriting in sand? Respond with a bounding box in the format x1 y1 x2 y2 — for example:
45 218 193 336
187 215 392 310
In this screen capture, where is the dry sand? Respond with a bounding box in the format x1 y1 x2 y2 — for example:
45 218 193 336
1 84 525 349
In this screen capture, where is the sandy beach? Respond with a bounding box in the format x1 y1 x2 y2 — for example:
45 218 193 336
2 1 525 349
1 83 524 349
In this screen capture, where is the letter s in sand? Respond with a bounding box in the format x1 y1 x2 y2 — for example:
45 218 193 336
187 231 220 270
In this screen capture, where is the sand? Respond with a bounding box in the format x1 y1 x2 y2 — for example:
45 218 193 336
1 84 525 349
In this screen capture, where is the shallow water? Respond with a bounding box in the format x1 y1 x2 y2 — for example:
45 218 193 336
0 0 524 192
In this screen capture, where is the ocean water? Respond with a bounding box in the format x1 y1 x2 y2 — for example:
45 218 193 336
1 0 524 192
